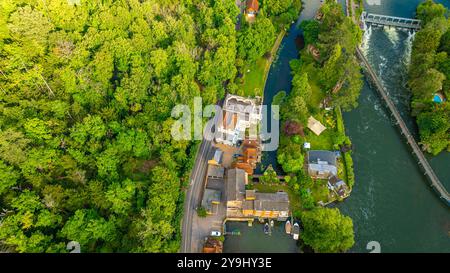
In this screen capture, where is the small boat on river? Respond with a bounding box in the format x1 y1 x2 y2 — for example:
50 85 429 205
263 223 269 234
270 220 274 227
285 220 292 234
293 223 300 240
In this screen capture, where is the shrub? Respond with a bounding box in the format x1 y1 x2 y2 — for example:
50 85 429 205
343 152 355 188
283 120 305 137
259 169 280 184
197 207 207 218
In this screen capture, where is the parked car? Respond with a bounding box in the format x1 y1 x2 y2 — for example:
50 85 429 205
210 231 221 237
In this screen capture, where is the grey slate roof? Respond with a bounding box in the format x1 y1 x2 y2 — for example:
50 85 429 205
226 168 246 202
253 192 289 212
308 163 337 176
208 148 223 164
243 200 254 210
207 165 225 179
201 189 221 212
307 150 337 166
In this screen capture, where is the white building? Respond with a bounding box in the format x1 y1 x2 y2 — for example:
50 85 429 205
216 94 262 146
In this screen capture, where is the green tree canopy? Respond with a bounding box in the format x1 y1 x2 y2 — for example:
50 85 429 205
301 208 355 253
0 0 243 253
237 17 276 62
408 0 450 154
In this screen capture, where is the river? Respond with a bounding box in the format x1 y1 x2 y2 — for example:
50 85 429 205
255 0 323 174
224 0 450 253
338 0 450 253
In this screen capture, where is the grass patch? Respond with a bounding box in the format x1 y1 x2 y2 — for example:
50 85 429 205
305 128 334 150
272 90 287 105
238 30 285 97
337 157 347 183
311 179 330 203
335 107 345 133
301 61 324 109
240 58 267 97
309 80 323 109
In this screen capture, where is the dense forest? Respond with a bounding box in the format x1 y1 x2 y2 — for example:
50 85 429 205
0 0 303 253
409 0 450 155
0 0 238 253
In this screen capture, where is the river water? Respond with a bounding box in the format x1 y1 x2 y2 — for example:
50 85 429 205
256 0 323 174
338 0 450 253
224 0 450 253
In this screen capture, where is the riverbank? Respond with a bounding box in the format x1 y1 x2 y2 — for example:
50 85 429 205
406 1 450 155
238 29 286 98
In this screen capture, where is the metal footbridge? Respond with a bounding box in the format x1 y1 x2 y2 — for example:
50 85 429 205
361 11 421 30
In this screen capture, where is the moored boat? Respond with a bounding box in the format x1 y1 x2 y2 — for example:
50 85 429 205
293 223 300 240
285 220 292 234
270 220 274 227
264 223 270 235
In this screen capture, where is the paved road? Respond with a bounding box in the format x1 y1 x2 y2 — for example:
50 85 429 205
180 115 218 252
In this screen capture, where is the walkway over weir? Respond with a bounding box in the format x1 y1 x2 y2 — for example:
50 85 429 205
361 11 421 30
356 47 450 206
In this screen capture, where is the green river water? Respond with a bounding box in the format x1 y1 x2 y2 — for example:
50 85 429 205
224 0 450 253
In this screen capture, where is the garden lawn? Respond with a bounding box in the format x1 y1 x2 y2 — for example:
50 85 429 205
309 80 323 109
240 58 266 97
301 61 324 109
238 30 285 98
311 179 330 203
305 127 334 150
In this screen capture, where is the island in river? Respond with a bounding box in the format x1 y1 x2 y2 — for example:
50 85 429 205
226 0 360 253
225 0 450 253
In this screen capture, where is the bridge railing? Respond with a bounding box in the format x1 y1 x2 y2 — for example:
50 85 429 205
361 11 421 29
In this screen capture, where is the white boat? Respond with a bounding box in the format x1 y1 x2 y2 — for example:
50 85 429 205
270 220 274 227
293 223 300 240
285 220 292 234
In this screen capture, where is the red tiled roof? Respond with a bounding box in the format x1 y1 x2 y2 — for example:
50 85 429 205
246 0 259 12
